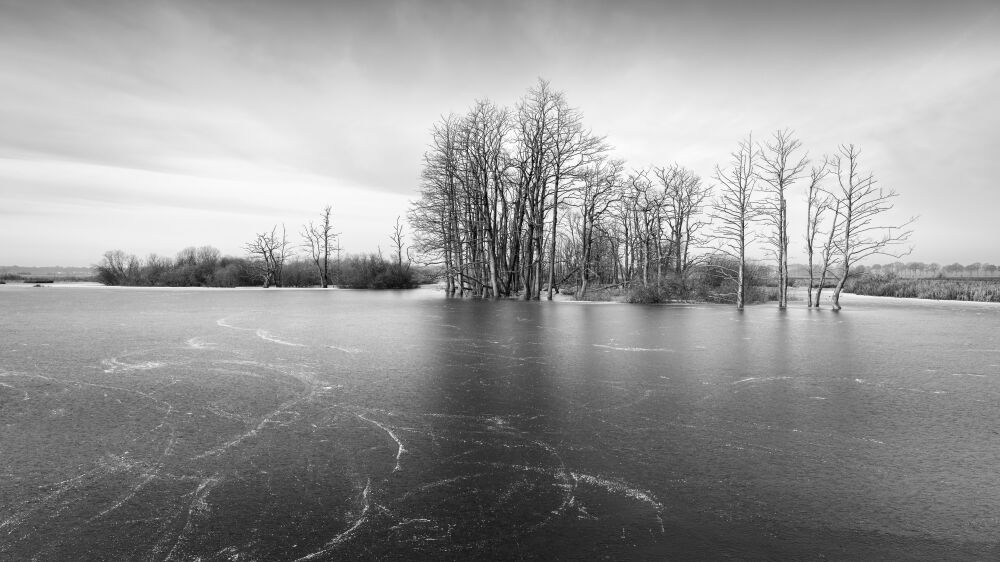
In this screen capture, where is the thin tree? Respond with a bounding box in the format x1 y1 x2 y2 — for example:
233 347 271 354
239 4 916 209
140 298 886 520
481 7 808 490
655 163 711 286
828 144 916 310
804 159 831 307
574 157 623 297
544 92 606 300
275 224 290 287
759 129 808 308
712 134 761 309
411 114 464 295
814 197 841 307
390 216 406 267
302 205 336 288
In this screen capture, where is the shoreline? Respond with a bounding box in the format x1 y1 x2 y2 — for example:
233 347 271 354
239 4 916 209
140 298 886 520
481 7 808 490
5 282 1000 307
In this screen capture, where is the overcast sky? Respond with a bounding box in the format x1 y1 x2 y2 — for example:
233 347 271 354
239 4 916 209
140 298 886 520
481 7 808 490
2 0 998 267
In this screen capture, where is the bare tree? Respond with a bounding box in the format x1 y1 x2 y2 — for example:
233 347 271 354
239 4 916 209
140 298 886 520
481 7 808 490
544 91 606 300
655 163 711 285
828 144 916 310
804 159 831 307
410 114 464 296
574 157 623 297
712 134 761 310
302 205 337 288
613 170 645 286
515 79 556 301
459 99 512 299
616 169 660 287
390 216 406 267
245 225 288 288
814 198 841 306
759 129 808 308
276 224 290 287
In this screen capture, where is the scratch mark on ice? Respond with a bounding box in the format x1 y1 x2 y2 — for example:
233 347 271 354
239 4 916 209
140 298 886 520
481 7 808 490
327 345 363 353
570 472 664 511
733 376 792 385
216 317 253 331
256 329 305 347
162 475 221 562
358 414 406 472
185 337 215 349
295 479 372 561
594 344 673 352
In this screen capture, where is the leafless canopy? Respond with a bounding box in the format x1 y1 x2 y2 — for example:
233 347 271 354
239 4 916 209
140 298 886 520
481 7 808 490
301 205 337 288
711 134 761 309
758 129 808 308
827 144 917 309
245 225 288 288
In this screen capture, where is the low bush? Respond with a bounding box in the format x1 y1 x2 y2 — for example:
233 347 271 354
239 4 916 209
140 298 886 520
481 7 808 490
335 254 417 289
624 281 681 304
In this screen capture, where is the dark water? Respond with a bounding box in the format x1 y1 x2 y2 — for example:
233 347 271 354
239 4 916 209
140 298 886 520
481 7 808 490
2 285 999 560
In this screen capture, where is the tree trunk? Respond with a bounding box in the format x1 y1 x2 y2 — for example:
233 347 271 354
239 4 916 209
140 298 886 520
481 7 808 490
778 198 787 308
532 222 543 300
314 262 325 289
736 260 745 310
831 269 847 310
736 233 745 309
807 257 815 307
547 178 560 300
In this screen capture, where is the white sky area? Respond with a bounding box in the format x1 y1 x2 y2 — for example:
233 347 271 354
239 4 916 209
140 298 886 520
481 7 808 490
2 0 998 267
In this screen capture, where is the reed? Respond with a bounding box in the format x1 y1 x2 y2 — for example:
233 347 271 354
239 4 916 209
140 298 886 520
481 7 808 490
846 273 1000 302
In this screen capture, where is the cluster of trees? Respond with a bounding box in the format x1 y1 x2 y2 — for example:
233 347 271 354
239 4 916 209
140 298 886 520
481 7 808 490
409 79 915 309
409 79 712 302
95 207 417 289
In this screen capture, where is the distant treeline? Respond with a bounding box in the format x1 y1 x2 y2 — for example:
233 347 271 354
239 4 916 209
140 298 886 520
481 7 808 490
0 273 95 283
94 246 420 289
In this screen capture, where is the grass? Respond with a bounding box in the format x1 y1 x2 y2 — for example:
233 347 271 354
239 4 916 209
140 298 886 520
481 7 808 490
846 274 1000 303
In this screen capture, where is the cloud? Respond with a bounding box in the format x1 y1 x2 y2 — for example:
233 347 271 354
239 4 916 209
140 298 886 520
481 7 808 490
1 0 998 264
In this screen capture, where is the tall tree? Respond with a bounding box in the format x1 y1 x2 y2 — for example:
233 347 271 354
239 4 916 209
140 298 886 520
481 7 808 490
759 129 808 308
574 157 623 297
302 205 337 288
544 90 606 300
803 159 831 307
411 114 464 295
828 144 916 310
813 197 841 307
655 163 711 285
712 134 761 309
458 99 512 298
514 80 557 300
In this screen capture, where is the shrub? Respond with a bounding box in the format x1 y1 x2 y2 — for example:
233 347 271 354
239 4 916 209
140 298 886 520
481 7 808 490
334 254 417 289
692 255 772 304
624 281 681 304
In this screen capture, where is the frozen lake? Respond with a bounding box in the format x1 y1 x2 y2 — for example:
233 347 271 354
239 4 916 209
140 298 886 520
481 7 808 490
2 284 999 560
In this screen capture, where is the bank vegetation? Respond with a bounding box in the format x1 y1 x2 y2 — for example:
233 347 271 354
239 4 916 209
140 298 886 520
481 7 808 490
94 246 420 289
